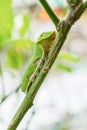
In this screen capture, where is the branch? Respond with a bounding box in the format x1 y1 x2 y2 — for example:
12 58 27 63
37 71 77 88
65 0 87 25
39 0 60 26
7 1 87 130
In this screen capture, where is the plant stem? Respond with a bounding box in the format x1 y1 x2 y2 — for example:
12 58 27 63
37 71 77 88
7 1 87 130
39 0 60 26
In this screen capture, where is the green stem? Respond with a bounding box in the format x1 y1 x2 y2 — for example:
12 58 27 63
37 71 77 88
39 0 60 26
7 1 87 130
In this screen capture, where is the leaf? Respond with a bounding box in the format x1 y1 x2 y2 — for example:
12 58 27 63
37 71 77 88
6 39 35 69
57 63 73 72
11 39 35 49
6 48 24 69
20 14 30 37
0 0 14 49
11 39 35 57
58 52 80 62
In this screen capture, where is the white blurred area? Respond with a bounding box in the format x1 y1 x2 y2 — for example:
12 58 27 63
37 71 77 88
0 0 87 130
1 68 87 130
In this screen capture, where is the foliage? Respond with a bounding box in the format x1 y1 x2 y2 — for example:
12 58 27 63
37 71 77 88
6 39 34 69
0 0 34 70
20 14 30 37
0 0 13 49
56 51 81 72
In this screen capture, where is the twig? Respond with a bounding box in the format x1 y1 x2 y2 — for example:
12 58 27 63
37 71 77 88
7 1 87 130
39 0 60 26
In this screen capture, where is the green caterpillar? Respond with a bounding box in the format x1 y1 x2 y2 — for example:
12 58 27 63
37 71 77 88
21 31 56 93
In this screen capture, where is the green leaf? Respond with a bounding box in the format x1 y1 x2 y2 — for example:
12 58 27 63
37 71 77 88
0 0 14 49
11 39 34 49
11 39 35 57
59 52 80 62
57 63 73 72
20 14 30 37
6 48 24 69
6 39 35 69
